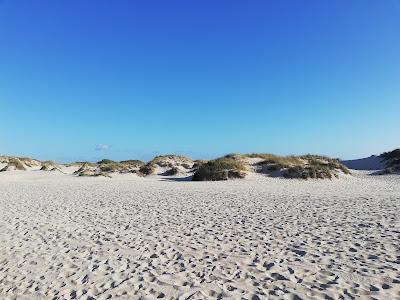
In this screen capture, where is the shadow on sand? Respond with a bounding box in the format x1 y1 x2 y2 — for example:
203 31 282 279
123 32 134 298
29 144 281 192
159 176 193 182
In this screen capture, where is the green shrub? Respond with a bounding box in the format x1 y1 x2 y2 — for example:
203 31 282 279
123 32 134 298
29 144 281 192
192 157 246 181
192 160 207 170
138 164 156 176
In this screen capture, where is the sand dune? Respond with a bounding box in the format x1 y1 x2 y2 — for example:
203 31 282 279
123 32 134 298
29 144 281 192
0 171 399 299
341 155 385 170
0 154 353 181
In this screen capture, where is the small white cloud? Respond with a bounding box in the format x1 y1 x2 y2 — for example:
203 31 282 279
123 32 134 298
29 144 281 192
95 144 110 151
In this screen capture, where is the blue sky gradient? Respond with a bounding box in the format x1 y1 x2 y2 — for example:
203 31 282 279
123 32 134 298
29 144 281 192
1 0 399 162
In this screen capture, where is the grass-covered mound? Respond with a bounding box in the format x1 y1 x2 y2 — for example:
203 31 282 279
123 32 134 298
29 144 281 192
149 155 193 168
40 161 61 171
97 159 144 173
119 160 145 167
0 156 42 171
149 155 176 168
192 156 247 181
138 155 193 176
73 163 96 174
73 163 88 174
98 163 121 172
0 158 27 172
381 149 400 166
98 161 125 173
73 163 111 178
378 149 400 174
250 154 351 179
191 153 350 181
17 157 41 168
67 159 144 174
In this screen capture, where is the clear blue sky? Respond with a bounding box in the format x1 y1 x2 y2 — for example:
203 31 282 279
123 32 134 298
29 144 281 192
1 0 399 162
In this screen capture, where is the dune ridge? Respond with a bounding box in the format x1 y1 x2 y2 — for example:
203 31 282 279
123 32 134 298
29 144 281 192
0 153 355 181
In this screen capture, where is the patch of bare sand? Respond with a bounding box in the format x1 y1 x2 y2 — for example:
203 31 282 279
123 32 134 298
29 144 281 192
0 171 399 299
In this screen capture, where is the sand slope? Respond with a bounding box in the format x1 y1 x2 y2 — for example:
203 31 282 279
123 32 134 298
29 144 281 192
341 155 385 170
0 171 399 299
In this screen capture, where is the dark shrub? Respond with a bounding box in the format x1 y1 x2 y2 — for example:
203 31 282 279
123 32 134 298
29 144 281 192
192 157 246 181
380 149 400 168
97 159 116 164
138 164 156 176
162 167 179 176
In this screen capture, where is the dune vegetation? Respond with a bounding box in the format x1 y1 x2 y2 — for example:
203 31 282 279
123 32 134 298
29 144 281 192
192 153 351 181
119 160 144 167
77 170 111 178
379 149 400 174
16 157 40 168
70 159 145 174
148 155 193 168
71 162 111 177
137 155 193 176
192 156 247 181
266 155 348 177
40 161 61 171
0 158 26 172
73 163 92 175
381 149 400 167
0 152 352 180
251 153 350 179
192 160 208 170
138 164 156 176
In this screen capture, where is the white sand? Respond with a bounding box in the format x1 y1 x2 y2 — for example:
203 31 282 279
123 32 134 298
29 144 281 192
0 171 399 299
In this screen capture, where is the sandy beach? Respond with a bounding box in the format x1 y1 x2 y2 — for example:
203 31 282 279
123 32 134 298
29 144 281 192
0 171 399 299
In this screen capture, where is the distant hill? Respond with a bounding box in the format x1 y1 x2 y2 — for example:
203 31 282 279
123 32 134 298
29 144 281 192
340 155 385 170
